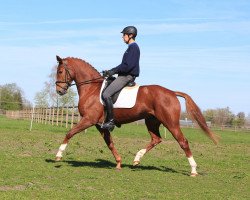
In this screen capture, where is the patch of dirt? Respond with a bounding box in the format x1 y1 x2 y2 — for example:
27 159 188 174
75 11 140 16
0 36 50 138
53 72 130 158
0 182 34 191
0 185 26 191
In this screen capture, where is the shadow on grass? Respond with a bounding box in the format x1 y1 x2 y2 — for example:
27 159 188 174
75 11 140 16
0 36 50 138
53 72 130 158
45 158 188 175
45 158 115 169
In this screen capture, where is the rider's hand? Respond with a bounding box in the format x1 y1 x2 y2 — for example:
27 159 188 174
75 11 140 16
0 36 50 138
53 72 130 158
102 70 109 77
103 70 115 77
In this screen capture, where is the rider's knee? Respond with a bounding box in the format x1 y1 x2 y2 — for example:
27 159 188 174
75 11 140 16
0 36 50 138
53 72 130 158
102 92 109 100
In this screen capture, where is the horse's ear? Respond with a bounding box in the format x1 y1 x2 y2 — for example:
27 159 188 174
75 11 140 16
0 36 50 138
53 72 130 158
56 55 63 64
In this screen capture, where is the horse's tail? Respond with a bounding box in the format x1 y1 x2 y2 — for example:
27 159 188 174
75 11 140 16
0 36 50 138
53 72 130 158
175 91 220 144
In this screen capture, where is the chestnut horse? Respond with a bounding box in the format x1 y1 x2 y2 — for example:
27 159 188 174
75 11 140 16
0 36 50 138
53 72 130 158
55 55 219 176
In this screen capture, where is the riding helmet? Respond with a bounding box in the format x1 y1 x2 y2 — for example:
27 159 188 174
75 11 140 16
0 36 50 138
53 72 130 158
121 26 137 37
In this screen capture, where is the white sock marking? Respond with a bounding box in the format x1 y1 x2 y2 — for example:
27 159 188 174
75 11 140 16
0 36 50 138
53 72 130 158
188 156 197 174
134 149 147 162
56 143 67 158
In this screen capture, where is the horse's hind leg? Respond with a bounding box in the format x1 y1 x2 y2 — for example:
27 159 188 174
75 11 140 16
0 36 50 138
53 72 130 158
96 125 122 170
133 116 162 166
154 98 198 176
165 124 198 176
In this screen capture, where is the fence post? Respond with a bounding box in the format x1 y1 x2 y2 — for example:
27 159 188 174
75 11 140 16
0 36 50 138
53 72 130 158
65 107 68 128
34 108 36 123
29 106 35 131
40 108 42 123
78 109 81 122
49 107 52 125
37 108 40 123
38 108 41 123
42 108 45 124
71 107 74 128
52 107 55 126
56 107 59 126
45 108 48 125
61 108 64 127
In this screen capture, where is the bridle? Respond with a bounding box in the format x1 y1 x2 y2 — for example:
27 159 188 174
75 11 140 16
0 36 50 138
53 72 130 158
55 62 103 90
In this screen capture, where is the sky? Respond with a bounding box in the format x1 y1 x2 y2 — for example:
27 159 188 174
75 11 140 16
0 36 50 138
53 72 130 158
0 0 249 115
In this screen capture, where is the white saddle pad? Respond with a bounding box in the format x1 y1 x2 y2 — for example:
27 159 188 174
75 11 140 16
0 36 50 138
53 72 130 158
100 80 140 108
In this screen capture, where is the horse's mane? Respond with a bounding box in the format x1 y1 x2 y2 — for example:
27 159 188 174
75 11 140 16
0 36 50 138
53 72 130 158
65 57 100 74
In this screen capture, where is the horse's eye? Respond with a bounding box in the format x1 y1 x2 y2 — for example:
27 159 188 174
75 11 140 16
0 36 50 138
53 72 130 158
58 71 63 74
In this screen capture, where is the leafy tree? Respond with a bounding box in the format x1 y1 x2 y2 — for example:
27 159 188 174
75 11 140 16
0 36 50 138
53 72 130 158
214 107 234 126
34 65 77 107
232 112 246 127
34 88 49 108
203 107 234 126
204 108 247 128
0 83 31 110
245 113 250 127
203 109 214 122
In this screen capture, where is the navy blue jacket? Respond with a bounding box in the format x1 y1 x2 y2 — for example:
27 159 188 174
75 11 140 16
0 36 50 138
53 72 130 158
112 42 140 77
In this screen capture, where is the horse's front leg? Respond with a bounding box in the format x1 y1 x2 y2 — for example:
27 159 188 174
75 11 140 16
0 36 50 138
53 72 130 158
96 125 122 170
55 118 93 161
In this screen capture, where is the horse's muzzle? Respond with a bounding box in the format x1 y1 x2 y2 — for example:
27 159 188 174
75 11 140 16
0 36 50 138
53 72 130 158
57 89 67 96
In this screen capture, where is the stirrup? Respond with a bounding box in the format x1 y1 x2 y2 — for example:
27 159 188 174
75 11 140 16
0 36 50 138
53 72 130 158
101 120 115 132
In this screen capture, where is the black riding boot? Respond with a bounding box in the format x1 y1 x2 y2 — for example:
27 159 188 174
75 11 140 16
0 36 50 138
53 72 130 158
101 97 115 131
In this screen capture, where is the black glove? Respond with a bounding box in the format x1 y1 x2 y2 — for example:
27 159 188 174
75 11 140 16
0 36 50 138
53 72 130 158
103 69 115 77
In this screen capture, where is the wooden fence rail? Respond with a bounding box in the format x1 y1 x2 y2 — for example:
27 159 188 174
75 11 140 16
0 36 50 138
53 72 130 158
6 107 81 129
5 108 249 132
4 107 205 130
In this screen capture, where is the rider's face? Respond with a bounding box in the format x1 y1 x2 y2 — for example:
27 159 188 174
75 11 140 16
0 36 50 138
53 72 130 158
122 33 133 44
122 34 129 43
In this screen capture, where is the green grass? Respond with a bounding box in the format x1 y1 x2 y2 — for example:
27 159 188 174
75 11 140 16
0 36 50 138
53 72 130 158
0 116 249 199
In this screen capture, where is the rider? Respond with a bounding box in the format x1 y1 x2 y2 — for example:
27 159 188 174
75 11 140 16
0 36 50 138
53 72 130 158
101 26 140 131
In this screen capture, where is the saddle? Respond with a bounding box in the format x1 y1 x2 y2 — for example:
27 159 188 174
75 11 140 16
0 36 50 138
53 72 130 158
102 76 136 104
100 77 140 108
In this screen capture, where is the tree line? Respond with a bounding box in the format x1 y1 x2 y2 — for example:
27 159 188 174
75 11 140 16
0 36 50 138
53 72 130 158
0 83 32 111
181 107 248 128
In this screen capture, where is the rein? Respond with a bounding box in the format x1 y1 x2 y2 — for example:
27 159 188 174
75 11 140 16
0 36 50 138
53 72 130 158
71 76 103 87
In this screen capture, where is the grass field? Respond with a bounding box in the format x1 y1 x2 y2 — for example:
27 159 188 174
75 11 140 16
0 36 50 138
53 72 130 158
0 116 249 200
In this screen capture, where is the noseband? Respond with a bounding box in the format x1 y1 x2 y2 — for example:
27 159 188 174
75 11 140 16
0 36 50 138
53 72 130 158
55 63 74 90
55 62 103 90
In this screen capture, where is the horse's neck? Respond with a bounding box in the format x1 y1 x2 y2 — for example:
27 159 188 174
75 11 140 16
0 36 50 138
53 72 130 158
73 60 100 82
72 60 102 97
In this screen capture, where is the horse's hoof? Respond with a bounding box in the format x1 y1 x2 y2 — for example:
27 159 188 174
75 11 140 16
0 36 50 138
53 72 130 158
190 173 198 177
115 165 122 171
133 161 140 166
55 157 62 161
116 168 121 171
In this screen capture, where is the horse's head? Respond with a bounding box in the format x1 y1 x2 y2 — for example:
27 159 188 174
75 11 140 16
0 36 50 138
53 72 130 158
55 55 74 96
